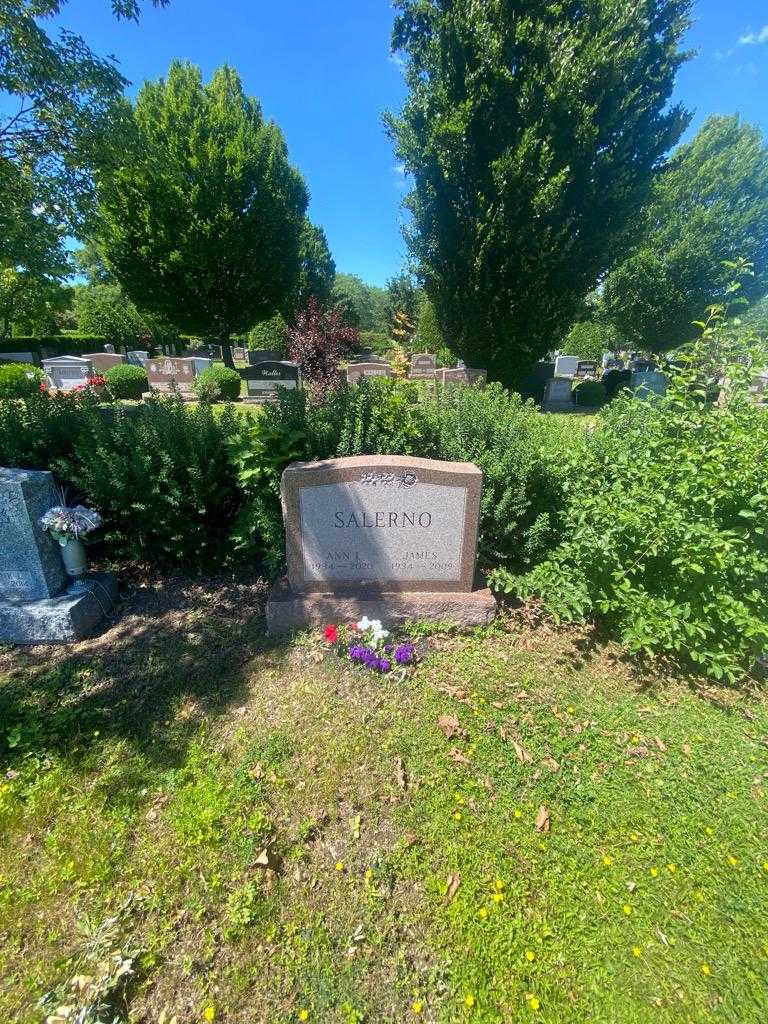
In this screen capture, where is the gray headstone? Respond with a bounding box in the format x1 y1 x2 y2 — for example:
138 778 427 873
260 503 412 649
543 378 574 407
189 357 212 375
631 370 667 399
554 355 580 378
42 356 94 391
104 344 116 354
0 468 67 601
0 351 39 366
127 350 149 367
575 360 599 378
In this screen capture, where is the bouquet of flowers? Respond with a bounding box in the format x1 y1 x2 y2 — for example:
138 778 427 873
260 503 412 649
322 616 418 675
39 504 102 545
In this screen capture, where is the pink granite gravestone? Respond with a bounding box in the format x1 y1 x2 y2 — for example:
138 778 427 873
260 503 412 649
266 455 496 633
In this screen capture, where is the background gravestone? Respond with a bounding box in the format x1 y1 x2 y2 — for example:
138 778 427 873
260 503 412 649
631 370 667 399
346 362 394 384
42 356 94 391
409 352 437 379
542 378 574 412
0 351 39 366
127 350 149 366
145 356 197 395
248 348 282 365
266 454 496 633
554 355 580 377
83 352 125 373
239 361 301 402
0 468 117 643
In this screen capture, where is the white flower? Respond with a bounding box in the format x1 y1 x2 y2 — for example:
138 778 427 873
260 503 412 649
371 625 390 643
357 616 381 632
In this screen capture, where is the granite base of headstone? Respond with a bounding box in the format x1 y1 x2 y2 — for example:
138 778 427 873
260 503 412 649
265 455 497 634
346 362 394 384
0 468 116 644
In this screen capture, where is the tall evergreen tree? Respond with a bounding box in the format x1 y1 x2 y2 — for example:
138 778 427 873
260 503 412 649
95 62 308 367
294 219 336 311
387 0 692 386
603 115 768 351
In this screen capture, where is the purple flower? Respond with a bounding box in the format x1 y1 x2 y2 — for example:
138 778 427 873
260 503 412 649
378 658 391 673
362 648 378 667
349 644 365 661
394 644 415 665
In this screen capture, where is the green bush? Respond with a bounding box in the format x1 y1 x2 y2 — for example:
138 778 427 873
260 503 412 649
0 363 45 399
506 300 768 682
193 365 241 403
572 378 606 406
228 379 573 574
357 330 391 355
105 363 148 400
248 313 287 356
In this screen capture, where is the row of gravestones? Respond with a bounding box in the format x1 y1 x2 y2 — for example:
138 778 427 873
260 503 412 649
348 352 487 386
543 370 669 410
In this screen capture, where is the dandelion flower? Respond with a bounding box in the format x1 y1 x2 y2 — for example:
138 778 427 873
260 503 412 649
335 861 345 871
623 904 633 915
632 946 642 958
762 861 768 873
525 950 536 962
528 996 541 1011
453 811 463 821
650 867 659 878
464 993 475 1009
727 855 738 867
494 878 505 892
667 863 676 873
298 1012 310 1022
514 809 522 819
492 892 504 904
705 826 714 836
603 855 613 867
701 963 711 976
412 1001 423 1015
478 907 488 919
630 832 639 842
203 1009 216 1023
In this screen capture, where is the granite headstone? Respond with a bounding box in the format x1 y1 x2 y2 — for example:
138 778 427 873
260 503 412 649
145 356 197 394
42 356 94 391
266 455 496 633
409 352 437 379
239 361 301 402
346 362 394 384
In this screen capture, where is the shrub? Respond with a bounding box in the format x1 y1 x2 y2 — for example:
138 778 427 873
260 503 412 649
0 390 98 469
64 400 241 565
509 292 768 682
229 379 573 574
572 378 606 407
357 330 390 355
287 298 358 399
602 368 632 402
248 313 288 355
105 363 148 400
193 365 241 403
0 363 45 399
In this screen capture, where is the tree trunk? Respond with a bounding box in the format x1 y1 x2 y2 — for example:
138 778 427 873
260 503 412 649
221 335 235 369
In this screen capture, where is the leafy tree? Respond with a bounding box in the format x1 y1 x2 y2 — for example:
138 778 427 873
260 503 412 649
564 320 624 362
391 309 415 349
387 0 692 386
73 282 178 348
385 271 420 327
603 115 768 351
1 0 167 227
72 240 113 285
287 297 358 399
332 273 388 332
248 312 288 356
416 296 443 353
94 62 308 368
294 219 335 311
0 163 70 338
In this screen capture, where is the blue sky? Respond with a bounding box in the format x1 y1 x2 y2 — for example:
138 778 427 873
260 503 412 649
50 0 768 286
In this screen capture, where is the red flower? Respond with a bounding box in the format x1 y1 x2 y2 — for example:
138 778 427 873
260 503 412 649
324 625 338 643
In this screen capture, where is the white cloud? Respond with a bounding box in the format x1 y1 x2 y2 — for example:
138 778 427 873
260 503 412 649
738 25 768 46
389 52 406 71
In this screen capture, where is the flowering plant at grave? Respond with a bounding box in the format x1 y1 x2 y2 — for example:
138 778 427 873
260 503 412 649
321 616 419 675
39 504 102 545
72 374 108 394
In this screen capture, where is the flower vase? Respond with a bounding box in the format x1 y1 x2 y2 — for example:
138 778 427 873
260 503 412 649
60 537 88 579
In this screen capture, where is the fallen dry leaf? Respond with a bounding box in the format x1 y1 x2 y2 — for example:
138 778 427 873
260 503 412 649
542 756 560 773
249 763 265 780
447 747 470 765
682 743 692 756
535 805 551 833
395 756 408 791
446 873 461 903
254 843 280 871
653 736 667 753
438 714 468 740
438 684 469 702
512 740 533 764
499 725 509 742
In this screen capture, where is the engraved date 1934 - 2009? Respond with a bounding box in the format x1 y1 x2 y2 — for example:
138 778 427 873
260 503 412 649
359 470 418 487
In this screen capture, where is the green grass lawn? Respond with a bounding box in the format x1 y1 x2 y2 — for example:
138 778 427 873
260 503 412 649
1 579 766 1023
